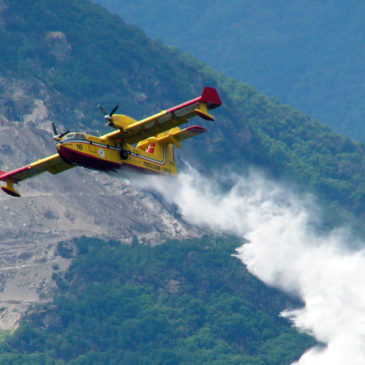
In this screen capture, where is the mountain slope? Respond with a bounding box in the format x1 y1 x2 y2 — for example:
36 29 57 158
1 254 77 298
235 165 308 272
0 0 361 361
0 237 315 364
1 0 199 127
0 122 198 330
94 0 365 141
1 0 364 221
0 0 365 331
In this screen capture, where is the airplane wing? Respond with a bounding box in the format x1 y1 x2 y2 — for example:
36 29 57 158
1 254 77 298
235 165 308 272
0 154 73 197
102 86 222 145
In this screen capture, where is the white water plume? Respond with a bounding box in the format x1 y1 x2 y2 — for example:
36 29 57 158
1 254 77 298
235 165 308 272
134 167 365 364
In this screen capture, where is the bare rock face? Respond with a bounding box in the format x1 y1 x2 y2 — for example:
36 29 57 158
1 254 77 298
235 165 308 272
0 121 199 330
45 31 72 62
0 235 70 330
0 77 52 126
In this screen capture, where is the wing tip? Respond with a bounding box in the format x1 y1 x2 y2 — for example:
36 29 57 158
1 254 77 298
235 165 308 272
194 109 215 121
186 125 208 134
1 184 21 197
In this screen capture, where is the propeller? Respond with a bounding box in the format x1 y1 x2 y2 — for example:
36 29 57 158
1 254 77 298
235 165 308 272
98 104 119 127
52 122 70 141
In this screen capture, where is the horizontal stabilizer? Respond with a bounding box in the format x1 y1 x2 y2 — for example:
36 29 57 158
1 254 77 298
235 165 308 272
174 125 207 142
137 125 207 150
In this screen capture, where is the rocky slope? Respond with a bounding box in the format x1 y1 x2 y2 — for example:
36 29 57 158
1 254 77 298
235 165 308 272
1 0 365 332
0 114 199 329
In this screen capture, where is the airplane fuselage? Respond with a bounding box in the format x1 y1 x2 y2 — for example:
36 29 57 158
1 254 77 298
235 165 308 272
0 87 221 197
57 132 177 175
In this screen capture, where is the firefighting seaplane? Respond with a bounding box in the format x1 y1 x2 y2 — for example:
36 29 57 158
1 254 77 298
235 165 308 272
0 87 221 197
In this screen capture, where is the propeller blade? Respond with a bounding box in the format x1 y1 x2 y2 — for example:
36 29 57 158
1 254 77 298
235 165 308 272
98 104 119 128
51 122 70 141
58 130 70 139
98 104 108 116
51 122 58 136
109 104 119 116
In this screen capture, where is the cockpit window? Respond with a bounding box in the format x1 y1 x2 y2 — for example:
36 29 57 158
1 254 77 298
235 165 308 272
62 133 74 141
62 133 86 141
74 133 86 140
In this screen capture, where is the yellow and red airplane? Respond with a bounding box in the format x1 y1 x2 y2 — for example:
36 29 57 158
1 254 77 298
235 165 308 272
0 87 221 197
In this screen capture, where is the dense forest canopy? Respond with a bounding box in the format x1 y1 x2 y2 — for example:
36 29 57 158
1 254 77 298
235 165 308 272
94 0 365 141
0 1 363 362
0 237 315 364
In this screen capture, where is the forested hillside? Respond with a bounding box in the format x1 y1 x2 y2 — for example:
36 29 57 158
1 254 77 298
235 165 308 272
1 0 365 222
0 1 363 362
0 237 315 364
95 0 365 141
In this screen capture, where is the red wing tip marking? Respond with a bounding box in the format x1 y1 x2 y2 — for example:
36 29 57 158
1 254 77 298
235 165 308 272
0 166 29 182
0 170 6 178
167 87 222 114
167 96 201 114
186 125 208 133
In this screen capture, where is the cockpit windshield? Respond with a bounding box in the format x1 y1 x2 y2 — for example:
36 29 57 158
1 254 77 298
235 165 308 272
62 133 87 142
